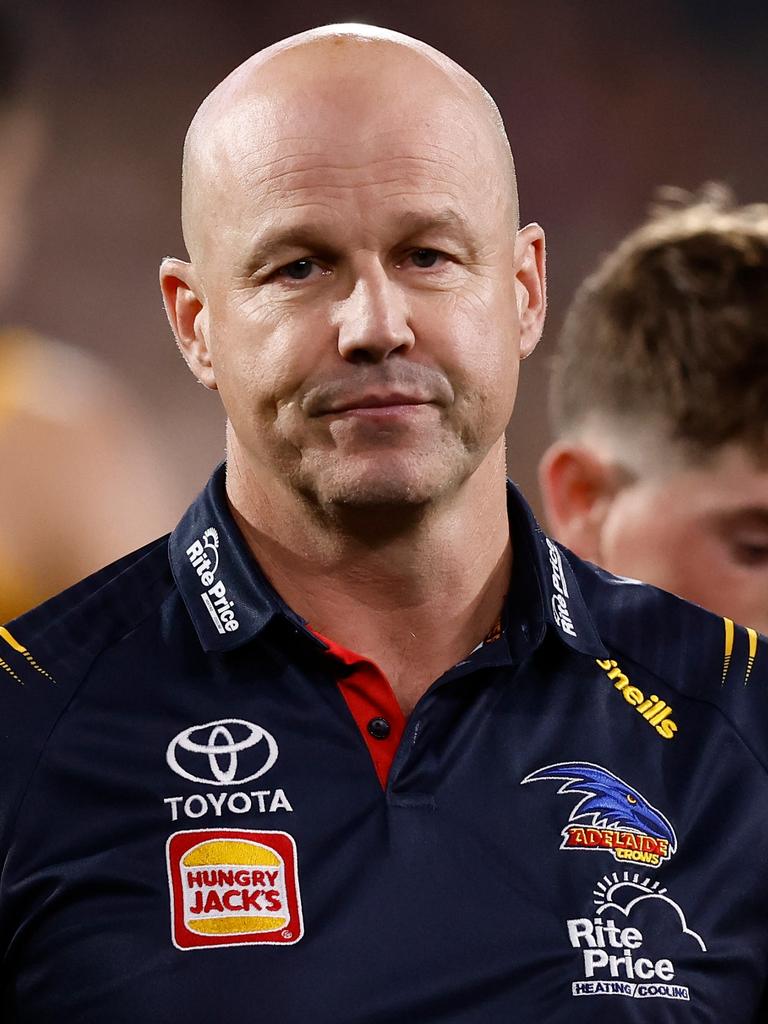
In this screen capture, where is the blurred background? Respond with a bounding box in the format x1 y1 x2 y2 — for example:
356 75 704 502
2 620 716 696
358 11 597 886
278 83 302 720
2 0 767 610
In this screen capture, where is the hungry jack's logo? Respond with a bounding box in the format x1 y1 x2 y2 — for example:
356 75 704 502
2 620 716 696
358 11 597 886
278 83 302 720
521 762 677 868
167 829 303 949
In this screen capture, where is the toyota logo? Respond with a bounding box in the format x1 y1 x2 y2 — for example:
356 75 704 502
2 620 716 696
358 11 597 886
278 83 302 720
166 718 279 785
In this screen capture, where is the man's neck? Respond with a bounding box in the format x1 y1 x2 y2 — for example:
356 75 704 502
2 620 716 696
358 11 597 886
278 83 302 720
227 451 512 714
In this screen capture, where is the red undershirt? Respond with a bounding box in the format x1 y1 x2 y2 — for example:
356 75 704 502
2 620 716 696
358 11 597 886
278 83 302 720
310 614 504 789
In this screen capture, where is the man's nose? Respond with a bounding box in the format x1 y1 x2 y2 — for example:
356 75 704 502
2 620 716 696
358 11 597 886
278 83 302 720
334 265 415 363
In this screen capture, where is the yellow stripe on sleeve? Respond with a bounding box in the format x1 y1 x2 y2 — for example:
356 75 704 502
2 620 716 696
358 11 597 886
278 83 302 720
722 617 735 686
0 626 55 683
745 627 758 686
0 626 26 653
0 657 23 685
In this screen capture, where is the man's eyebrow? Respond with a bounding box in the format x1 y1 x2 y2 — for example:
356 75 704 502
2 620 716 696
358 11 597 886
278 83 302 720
395 208 480 252
712 507 768 530
244 229 338 273
243 208 481 273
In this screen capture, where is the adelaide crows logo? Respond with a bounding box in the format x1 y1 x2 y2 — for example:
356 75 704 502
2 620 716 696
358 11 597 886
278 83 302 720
521 762 677 868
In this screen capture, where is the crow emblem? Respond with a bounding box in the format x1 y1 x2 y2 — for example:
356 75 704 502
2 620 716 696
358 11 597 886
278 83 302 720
521 762 677 861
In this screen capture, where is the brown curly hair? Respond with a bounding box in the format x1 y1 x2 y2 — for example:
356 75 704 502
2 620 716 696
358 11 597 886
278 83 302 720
550 183 768 463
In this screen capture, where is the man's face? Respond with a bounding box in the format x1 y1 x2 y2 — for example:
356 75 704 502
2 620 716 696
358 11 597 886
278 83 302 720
189 63 539 513
597 444 768 634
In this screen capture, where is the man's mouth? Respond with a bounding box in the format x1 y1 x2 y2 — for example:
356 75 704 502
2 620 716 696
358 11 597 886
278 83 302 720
321 391 433 416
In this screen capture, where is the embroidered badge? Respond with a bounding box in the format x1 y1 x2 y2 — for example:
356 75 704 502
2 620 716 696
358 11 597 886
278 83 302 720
566 872 706 1002
521 762 677 868
167 829 303 949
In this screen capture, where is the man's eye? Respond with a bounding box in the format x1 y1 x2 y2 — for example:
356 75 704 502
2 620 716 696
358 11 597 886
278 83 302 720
278 259 316 281
731 541 768 567
410 249 443 269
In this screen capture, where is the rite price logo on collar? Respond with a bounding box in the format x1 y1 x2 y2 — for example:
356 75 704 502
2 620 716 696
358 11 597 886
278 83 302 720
186 526 240 634
167 829 304 949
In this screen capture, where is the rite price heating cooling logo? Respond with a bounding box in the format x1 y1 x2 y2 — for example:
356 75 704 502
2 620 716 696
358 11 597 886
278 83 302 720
566 873 706 1002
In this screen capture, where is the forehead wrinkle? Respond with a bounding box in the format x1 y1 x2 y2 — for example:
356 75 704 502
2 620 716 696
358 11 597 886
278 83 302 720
227 114 494 189
234 140 504 213
258 164 485 201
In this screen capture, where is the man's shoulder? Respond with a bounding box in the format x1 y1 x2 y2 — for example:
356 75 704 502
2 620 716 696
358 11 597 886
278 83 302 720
565 546 768 752
1 534 175 695
0 536 177 851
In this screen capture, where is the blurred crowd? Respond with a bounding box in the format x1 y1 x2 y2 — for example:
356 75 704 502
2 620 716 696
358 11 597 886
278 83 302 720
0 10 183 619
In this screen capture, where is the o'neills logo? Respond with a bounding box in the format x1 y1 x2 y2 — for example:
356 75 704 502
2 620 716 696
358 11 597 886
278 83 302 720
186 527 239 634
167 829 303 949
521 762 677 868
545 538 577 638
597 658 678 740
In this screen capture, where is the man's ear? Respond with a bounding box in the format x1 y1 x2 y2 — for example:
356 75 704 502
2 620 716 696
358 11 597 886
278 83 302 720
538 441 619 562
514 223 546 359
159 258 217 390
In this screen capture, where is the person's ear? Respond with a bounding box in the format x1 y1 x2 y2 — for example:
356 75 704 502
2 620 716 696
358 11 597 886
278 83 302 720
159 258 217 390
514 223 546 359
538 441 619 562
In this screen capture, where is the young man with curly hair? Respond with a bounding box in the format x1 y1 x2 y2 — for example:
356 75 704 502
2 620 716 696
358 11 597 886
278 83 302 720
540 184 768 633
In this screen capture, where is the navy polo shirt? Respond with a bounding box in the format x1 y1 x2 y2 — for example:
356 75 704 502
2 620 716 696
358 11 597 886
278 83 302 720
1 463 768 1022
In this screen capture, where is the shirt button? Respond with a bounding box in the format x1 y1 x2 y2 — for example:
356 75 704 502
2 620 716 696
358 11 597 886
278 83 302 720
367 717 391 740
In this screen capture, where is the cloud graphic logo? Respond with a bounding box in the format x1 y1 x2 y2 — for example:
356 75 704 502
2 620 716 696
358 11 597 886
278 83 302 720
593 875 706 952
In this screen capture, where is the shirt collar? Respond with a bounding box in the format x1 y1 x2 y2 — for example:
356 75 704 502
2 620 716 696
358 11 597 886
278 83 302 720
169 464 607 660
168 463 303 652
505 479 608 660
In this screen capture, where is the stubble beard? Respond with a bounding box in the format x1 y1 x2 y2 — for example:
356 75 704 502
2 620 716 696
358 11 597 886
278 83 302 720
290 433 484 539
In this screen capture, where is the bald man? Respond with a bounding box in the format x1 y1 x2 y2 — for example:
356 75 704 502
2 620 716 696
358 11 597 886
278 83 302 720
2 25 768 1023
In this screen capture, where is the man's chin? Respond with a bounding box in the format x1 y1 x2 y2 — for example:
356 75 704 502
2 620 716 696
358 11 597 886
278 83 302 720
296 460 458 519
318 476 437 511
288 441 484 525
